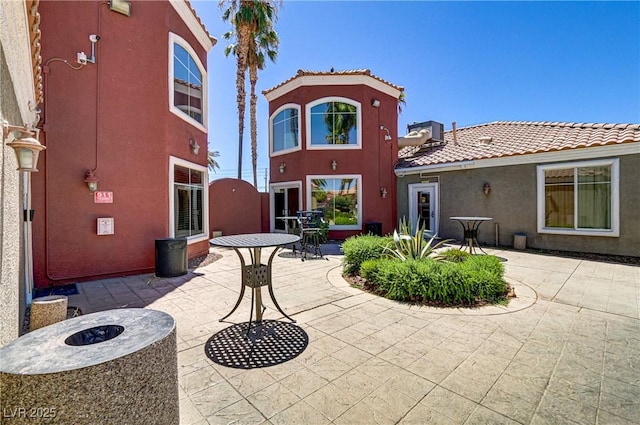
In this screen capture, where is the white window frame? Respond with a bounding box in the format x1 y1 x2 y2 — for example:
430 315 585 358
168 32 207 132
269 103 302 157
536 158 619 237
305 97 362 150
306 174 362 230
169 156 209 243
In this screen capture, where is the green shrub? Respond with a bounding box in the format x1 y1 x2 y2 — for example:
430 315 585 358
356 255 508 306
384 218 451 261
438 248 471 263
342 235 392 275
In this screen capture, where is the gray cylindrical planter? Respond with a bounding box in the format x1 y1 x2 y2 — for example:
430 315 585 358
0 309 178 425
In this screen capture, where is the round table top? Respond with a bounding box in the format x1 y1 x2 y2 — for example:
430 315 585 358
449 216 493 221
210 233 300 248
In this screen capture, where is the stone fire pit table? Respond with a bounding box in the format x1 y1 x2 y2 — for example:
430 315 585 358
0 308 178 425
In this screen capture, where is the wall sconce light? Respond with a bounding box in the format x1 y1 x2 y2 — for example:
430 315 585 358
483 182 491 195
109 0 132 16
331 160 337 171
380 187 387 198
189 139 200 155
279 162 286 173
371 99 381 108
84 170 99 192
380 125 392 141
3 122 46 172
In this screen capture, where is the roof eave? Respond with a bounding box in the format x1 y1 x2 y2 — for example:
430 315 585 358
264 74 403 102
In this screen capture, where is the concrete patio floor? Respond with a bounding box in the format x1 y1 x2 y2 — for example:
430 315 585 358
67 244 640 425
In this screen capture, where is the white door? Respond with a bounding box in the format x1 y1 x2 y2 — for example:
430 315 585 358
408 183 438 236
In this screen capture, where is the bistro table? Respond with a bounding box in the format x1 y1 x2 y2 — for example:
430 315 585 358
210 233 300 341
449 216 493 254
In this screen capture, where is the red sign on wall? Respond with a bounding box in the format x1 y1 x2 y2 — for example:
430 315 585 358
94 191 113 204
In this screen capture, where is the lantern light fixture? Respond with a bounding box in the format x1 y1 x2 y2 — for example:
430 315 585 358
2 122 46 172
331 160 337 171
84 170 99 192
279 162 286 173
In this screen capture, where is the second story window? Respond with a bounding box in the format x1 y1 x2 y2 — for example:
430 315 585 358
169 33 206 131
270 104 300 155
307 97 361 150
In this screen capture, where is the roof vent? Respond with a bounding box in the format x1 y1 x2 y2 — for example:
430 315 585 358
478 136 492 145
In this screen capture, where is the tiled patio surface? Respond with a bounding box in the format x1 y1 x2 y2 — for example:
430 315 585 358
67 244 640 425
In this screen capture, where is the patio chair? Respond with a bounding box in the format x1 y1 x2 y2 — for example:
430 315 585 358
296 211 325 261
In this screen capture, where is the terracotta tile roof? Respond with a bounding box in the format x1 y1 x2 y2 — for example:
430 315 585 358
262 69 404 95
397 121 640 169
184 0 216 45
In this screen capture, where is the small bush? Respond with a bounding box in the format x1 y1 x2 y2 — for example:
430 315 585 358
342 235 392 275
355 255 508 306
438 248 471 263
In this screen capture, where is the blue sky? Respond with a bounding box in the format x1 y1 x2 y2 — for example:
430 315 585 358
191 1 640 190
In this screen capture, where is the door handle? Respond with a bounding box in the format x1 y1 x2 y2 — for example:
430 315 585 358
431 211 435 218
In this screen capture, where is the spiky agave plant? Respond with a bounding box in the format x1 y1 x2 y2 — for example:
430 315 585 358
384 218 451 261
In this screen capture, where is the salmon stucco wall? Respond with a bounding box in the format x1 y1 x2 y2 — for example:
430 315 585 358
32 0 210 286
209 179 263 236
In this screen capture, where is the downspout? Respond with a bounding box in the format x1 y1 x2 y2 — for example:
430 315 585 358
22 172 33 305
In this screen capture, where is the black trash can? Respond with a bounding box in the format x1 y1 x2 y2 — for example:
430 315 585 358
155 238 187 277
364 222 382 237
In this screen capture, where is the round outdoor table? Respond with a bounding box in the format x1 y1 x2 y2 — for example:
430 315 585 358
449 217 493 254
210 233 300 340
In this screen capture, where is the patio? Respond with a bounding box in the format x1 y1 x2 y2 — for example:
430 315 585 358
65 244 639 425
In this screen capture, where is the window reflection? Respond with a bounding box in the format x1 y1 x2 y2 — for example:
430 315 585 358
310 178 358 226
272 108 299 152
173 44 203 123
310 101 358 145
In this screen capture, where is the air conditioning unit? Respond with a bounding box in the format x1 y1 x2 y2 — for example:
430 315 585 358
407 120 444 142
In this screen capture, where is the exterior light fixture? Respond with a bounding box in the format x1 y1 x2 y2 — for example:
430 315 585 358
380 187 387 198
109 0 131 16
279 163 286 173
3 122 46 172
371 99 381 108
84 170 99 192
380 125 392 141
331 160 337 171
189 139 200 155
483 182 491 195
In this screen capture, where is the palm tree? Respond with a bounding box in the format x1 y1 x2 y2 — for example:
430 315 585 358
247 29 278 187
208 151 220 173
219 0 279 182
324 102 357 144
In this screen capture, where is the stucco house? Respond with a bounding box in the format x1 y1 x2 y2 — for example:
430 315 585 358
31 0 215 287
395 121 640 257
263 69 404 239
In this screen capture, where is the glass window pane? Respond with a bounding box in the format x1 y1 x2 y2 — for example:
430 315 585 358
173 43 203 124
578 180 611 229
310 178 358 226
310 102 358 146
544 169 574 228
272 108 298 152
578 166 611 183
174 165 204 237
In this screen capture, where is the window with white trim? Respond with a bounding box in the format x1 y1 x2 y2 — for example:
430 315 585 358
270 104 300 155
306 97 361 149
170 157 208 240
169 33 207 131
307 175 362 230
537 158 619 236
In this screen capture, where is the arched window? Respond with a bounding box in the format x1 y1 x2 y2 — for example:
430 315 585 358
270 104 301 155
169 33 207 131
306 97 361 150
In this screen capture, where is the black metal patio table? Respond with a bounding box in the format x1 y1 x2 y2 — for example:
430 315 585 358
210 233 300 341
449 216 493 254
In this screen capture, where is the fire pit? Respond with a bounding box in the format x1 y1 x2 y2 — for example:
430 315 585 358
0 308 178 425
